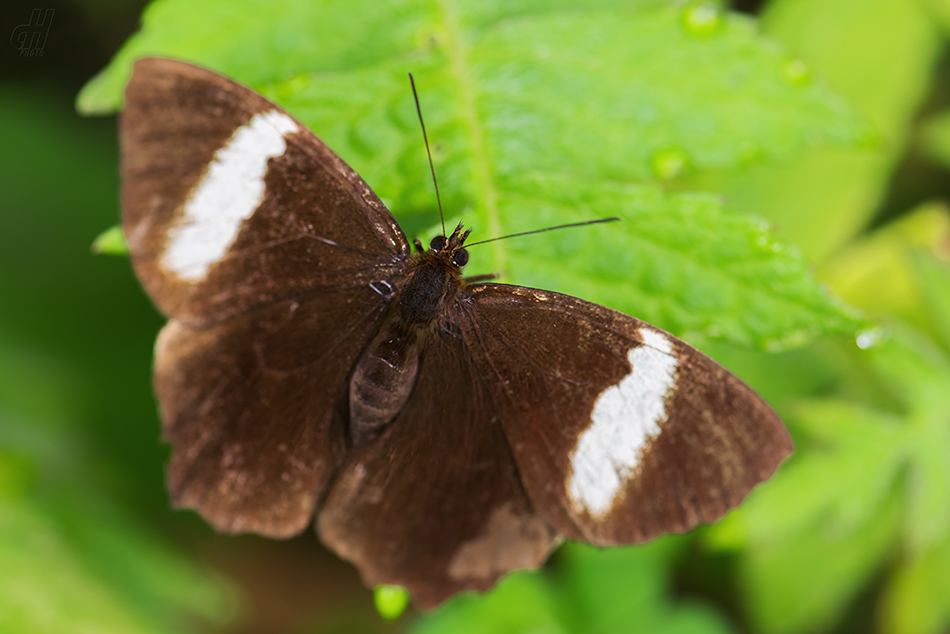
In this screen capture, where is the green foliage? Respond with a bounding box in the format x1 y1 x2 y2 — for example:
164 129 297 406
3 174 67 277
81 0 866 349
922 108 950 171
4 0 950 632
709 327 950 634
412 540 734 634
0 80 231 634
0 341 232 634
698 0 941 262
707 208 950 634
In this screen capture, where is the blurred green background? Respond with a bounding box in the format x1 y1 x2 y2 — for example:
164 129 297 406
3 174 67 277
3 0 950 633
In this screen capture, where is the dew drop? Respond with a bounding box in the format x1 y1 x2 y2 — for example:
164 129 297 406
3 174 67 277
682 2 724 36
856 327 886 350
650 147 690 180
775 329 811 351
783 59 812 85
764 338 785 353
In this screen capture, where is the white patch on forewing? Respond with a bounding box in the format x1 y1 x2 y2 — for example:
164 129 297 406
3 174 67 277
567 328 678 517
161 110 299 281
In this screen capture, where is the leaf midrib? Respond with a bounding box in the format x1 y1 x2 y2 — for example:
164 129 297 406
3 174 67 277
437 0 505 271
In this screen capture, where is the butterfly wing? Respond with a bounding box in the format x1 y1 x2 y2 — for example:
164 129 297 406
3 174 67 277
463 284 792 545
155 291 391 537
317 330 557 608
122 58 411 536
121 57 409 325
123 56 789 600
315 282 789 606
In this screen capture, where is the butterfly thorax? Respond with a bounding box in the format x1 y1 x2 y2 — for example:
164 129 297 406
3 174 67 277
348 224 471 445
399 262 457 325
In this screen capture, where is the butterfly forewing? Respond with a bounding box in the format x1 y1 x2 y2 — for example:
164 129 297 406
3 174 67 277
121 58 409 325
123 58 410 537
462 284 792 544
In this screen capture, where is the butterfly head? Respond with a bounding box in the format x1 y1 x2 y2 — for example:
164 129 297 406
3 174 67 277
427 223 471 270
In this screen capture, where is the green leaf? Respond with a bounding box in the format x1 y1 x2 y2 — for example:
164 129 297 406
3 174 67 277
708 327 950 634
410 571 568 634
80 0 866 179
483 176 863 350
882 536 950 634
78 0 866 350
863 325 950 409
697 0 941 262
738 491 902 634
820 202 950 346
919 0 950 34
920 109 950 170
905 426 950 553
762 0 938 138
0 340 233 634
558 541 677 632
911 250 950 351
862 329 950 554
715 401 904 545
0 495 232 634
410 540 734 634
558 540 733 634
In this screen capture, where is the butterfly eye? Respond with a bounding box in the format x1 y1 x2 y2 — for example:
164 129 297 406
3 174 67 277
451 249 469 267
429 235 447 252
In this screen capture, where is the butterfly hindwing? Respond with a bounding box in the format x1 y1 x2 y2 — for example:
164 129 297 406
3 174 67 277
317 330 557 609
462 284 792 545
155 287 393 537
121 57 409 325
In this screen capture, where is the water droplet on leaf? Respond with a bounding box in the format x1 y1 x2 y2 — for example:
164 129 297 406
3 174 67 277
650 147 690 180
783 59 812 85
682 2 724 36
856 327 886 349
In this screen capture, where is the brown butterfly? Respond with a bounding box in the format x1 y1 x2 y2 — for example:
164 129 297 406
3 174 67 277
120 57 792 608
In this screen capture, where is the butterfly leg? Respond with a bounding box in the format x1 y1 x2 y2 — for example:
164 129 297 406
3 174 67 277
413 238 425 253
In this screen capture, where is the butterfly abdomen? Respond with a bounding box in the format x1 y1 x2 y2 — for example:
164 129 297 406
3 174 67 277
348 255 461 444
349 324 422 445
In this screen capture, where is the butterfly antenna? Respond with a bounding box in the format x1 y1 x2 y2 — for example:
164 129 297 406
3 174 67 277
409 73 446 237
466 217 620 247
